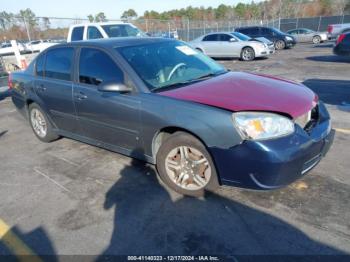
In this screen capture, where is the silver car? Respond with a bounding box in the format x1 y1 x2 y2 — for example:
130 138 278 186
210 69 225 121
189 32 274 61
286 28 328 44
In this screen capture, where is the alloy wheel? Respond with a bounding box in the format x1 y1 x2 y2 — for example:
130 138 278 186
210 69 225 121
242 48 254 61
165 146 211 191
30 108 47 138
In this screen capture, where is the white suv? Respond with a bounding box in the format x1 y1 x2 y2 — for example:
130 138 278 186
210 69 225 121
67 22 146 42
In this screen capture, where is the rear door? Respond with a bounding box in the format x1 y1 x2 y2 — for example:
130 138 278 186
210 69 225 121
34 47 78 133
73 47 141 150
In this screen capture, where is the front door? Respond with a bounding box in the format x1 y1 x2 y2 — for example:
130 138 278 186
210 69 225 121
73 47 141 151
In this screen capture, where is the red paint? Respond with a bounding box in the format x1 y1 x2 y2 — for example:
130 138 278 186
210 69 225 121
159 72 316 118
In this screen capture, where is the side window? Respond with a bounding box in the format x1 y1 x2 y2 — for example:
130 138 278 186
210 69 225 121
71 26 84 41
87 26 103 39
248 28 258 35
261 28 271 35
79 48 124 86
203 34 219 41
45 48 74 81
36 53 45 77
219 34 233 41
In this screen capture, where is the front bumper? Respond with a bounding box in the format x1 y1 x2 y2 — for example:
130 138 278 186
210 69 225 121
210 102 334 190
286 39 296 48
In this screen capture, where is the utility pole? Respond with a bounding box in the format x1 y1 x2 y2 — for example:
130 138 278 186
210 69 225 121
23 17 31 43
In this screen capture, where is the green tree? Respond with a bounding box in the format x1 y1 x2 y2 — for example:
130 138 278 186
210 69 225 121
121 9 138 20
95 12 107 22
19 8 37 27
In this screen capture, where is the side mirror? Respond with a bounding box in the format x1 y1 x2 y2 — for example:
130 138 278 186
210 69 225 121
98 81 132 93
229 38 237 42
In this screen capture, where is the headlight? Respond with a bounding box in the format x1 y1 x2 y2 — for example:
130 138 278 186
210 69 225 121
285 36 293 41
232 112 295 140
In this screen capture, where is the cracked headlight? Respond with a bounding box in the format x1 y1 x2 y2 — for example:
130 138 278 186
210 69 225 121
232 112 295 140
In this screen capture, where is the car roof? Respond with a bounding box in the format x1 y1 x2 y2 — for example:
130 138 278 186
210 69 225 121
51 37 174 49
70 21 130 27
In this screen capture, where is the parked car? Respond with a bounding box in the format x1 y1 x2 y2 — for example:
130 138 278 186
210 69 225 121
327 23 350 39
67 22 146 42
190 32 274 61
9 38 334 196
286 28 327 44
0 42 28 56
26 39 58 52
235 26 296 50
333 33 350 56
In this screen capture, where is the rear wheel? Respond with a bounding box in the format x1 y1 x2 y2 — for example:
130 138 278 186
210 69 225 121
275 40 286 50
29 103 59 142
312 35 321 44
156 132 219 197
240 47 255 61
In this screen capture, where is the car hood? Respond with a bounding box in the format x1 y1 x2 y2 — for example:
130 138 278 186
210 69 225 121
251 37 273 45
159 72 317 118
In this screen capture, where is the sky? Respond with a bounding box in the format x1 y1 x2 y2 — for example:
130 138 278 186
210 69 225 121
3 0 259 19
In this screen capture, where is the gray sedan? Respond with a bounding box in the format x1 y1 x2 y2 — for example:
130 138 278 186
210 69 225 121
286 28 328 44
189 32 274 61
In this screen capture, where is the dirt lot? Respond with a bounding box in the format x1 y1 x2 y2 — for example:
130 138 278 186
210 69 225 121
0 42 349 258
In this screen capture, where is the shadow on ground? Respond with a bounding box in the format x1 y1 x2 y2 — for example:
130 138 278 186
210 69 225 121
97 153 346 256
0 225 58 261
303 79 350 106
306 55 350 63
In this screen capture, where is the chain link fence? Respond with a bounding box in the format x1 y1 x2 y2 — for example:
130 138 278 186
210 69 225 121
1 14 350 44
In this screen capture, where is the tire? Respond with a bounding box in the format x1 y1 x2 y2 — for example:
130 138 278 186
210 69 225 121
28 103 59 142
312 35 321 44
240 47 255 61
275 40 286 50
156 131 219 197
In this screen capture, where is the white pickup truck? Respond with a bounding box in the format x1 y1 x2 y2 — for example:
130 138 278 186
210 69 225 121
67 22 146 42
327 23 350 39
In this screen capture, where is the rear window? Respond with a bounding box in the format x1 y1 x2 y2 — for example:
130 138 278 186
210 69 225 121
45 47 74 81
71 26 84 41
87 26 103 39
101 24 144 37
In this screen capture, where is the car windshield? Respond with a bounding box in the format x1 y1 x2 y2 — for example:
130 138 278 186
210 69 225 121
117 41 227 92
102 24 146 38
231 32 251 41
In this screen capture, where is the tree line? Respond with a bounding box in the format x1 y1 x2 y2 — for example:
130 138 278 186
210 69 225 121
137 0 350 21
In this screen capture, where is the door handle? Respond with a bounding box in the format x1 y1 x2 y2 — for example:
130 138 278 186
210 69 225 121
75 92 87 100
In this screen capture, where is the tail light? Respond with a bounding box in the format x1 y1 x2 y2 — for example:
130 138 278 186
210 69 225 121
327 25 333 33
336 34 346 45
8 73 13 89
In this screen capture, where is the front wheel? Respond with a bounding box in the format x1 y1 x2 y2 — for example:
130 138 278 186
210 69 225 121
29 103 59 142
312 35 321 44
275 40 286 50
156 132 219 197
240 47 255 61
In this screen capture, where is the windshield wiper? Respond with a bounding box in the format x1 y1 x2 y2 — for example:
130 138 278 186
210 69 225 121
152 70 228 93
